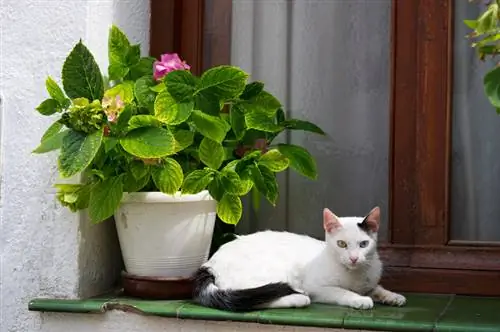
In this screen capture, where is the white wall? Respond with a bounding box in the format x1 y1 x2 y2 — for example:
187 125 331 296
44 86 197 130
0 1 150 331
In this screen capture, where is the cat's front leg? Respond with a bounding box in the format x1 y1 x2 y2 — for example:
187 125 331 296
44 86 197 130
310 286 374 309
369 285 406 306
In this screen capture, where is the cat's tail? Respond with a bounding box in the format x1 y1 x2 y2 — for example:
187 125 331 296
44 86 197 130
192 266 299 312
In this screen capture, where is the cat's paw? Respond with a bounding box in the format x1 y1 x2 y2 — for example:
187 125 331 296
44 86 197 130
285 294 311 307
349 296 374 310
384 293 406 307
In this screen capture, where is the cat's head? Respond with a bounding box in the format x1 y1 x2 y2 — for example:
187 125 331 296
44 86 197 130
323 207 380 270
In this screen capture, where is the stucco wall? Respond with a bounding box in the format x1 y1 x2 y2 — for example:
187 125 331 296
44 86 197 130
0 1 150 331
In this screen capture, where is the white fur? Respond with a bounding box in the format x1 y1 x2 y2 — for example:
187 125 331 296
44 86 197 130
203 208 406 310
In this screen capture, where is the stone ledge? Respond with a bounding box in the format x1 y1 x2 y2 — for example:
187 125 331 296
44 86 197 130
29 293 500 331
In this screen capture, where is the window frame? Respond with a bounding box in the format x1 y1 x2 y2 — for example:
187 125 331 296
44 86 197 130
150 0 500 296
383 0 500 296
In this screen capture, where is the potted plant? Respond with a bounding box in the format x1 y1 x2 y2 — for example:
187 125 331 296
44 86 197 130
33 25 325 284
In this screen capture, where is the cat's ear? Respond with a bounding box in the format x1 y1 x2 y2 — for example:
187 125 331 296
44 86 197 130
323 208 342 233
358 206 380 234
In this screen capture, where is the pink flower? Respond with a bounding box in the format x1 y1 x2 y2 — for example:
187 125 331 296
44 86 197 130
153 53 190 80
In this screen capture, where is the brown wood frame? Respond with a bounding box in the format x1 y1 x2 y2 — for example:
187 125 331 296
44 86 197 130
385 0 500 296
150 0 500 296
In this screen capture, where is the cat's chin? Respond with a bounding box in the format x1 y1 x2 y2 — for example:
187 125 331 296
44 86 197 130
343 262 363 270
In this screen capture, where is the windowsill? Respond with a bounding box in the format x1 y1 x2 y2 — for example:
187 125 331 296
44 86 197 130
28 293 500 331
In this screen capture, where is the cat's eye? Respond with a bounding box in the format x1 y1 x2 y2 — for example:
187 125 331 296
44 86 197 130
337 240 347 248
359 240 369 248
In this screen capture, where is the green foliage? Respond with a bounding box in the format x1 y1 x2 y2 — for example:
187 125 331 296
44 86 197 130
58 129 103 178
33 24 325 226
62 41 104 101
464 1 500 110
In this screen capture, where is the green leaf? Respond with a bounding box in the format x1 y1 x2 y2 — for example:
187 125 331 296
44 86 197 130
123 171 150 192
41 121 63 141
129 57 156 80
104 81 134 103
240 81 264 100
199 137 225 169
276 108 286 123
242 91 282 116
55 183 92 212
36 99 59 116
154 91 177 123
58 129 103 178
476 3 499 34
150 82 166 93
152 158 184 194
484 66 500 108
46 77 68 107
62 41 104 101
282 119 325 135
134 76 157 111
33 129 69 154
464 19 478 30
126 44 141 66
197 65 248 100
103 137 119 152
88 176 124 223
130 160 149 179
191 110 231 143
259 149 289 172
128 115 163 129
258 165 278 205
155 91 194 124
195 90 222 116
230 104 246 140
182 168 215 194
171 102 194 125
165 70 196 102
247 163 267 196
120 127 175 158
172 129 194 152
245 111 283 132
108 63 129 81
220 169 243 194
108 25 130 68
217 194 242 225
483 67 500 108
115 105 133 131
277 144 317 180
223 161 253 195
208 175 224 201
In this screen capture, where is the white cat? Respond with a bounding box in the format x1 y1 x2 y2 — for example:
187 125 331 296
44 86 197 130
193 207 406 311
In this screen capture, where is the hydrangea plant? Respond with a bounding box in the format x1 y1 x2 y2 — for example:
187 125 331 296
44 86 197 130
34 25 325 225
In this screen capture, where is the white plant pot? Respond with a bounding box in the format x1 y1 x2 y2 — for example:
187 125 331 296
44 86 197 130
114 191 217 278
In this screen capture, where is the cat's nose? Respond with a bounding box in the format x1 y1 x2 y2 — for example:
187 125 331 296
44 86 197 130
349 256 358 264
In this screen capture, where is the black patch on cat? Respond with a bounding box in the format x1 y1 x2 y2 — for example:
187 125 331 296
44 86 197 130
192 267 299 312
357 216 372 234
